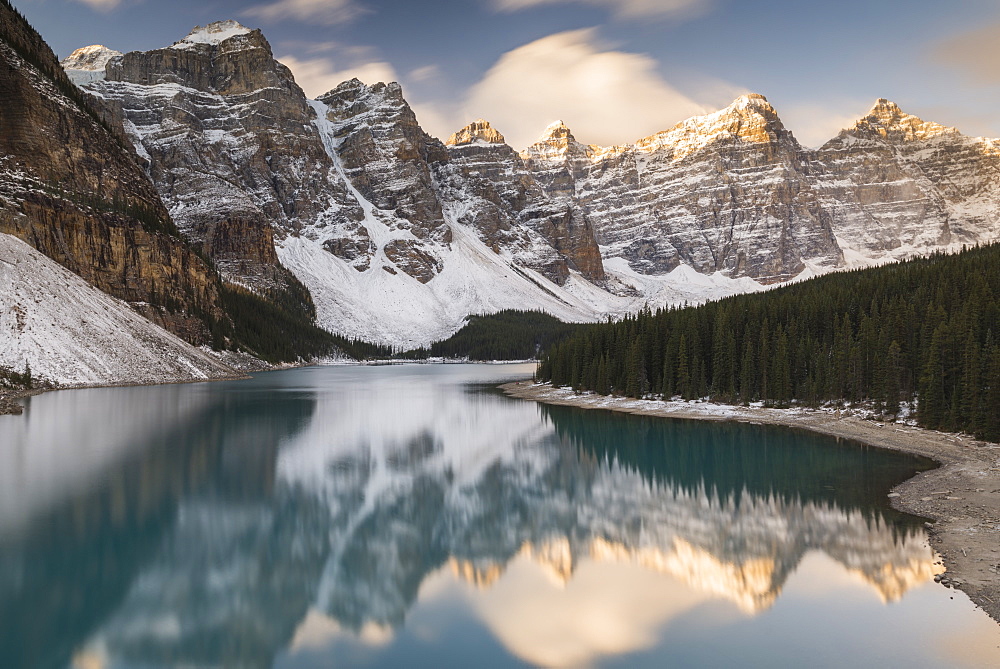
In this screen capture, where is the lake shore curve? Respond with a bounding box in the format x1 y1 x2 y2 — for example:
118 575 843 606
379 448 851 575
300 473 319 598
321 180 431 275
501 380 1000 626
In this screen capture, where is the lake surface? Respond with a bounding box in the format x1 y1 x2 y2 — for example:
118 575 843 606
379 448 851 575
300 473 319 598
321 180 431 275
2 363 1000 668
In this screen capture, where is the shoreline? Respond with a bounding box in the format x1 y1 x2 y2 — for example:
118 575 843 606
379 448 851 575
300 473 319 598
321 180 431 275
501 380 1000 625
0 359 533 416
0 371 256 416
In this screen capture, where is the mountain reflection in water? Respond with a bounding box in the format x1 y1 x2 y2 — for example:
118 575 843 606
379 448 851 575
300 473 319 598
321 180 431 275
0 364 996 669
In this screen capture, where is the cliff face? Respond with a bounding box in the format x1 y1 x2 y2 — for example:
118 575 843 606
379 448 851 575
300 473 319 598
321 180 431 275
70 21 361 291
521 96 843 283
519 95 1000 283
63 26 615 347
810 99 1000 259
440 118 605 284
0 2 224 342
70 24 604 295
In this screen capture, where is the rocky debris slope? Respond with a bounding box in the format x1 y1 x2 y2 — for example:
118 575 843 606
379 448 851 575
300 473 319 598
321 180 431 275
0 233 236 386
0 2 227 344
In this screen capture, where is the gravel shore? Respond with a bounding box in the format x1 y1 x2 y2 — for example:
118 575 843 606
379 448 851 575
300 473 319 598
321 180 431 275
501 381 1000 625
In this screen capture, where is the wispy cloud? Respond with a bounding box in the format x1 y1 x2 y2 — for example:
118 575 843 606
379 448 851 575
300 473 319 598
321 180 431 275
454 28 714 149
278 54 398 98
933 23 1000 84
493 0 711 20
73 0 124 10
408 65 441 83
244 0 365 25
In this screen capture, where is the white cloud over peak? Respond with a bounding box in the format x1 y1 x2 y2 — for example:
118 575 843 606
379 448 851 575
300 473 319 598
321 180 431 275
244 0 364 25
494 0 711 20
456 28 712 149
278 55 398 98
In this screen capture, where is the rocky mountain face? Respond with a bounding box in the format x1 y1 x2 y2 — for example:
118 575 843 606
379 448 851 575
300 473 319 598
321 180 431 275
522 96 841 282
63 20 358 295
65 23 618 346
810 99 1000 259
521 94 1000 283
60 19 1000 346
441 117 605 284
0 1 227 344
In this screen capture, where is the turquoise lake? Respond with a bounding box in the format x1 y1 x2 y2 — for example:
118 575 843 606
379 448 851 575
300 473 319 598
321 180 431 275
2 363 999 668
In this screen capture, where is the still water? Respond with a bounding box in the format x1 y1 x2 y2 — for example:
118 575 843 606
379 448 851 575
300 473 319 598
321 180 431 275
2 364 1000 668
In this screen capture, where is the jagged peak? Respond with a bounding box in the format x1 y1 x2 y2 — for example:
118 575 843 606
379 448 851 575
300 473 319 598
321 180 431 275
846 98 957 143
539 119 574 142
728 93 775 112
519 120 588 162
633 92 790 158
446 119 506 147
60 44 122 71
172 20 254 50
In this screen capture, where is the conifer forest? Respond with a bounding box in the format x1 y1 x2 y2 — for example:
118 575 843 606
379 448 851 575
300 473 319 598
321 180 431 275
538 243 1000 442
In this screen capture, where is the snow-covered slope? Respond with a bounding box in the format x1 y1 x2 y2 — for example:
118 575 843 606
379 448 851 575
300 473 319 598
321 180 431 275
0 234 236 386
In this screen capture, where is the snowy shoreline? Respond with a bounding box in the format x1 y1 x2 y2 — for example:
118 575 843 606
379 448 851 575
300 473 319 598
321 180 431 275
500 380 1000 627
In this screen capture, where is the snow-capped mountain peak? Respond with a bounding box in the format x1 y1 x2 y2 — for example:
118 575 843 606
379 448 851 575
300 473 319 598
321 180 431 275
850 98 957 142
540 119 574 141
60 44 122 85
729 92 774 111
61 44 121 71
520 120 593 164
633 92 792 159
446 119 506 147
172 20 253 49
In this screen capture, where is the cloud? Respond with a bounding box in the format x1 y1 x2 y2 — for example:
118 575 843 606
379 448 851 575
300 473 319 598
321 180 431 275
244 0 364 25
73 0 123 10
933 23 1000 84
278 55 398 98
778 102 867 149
409 65 441 83
456 28 713 149
494 0 711 20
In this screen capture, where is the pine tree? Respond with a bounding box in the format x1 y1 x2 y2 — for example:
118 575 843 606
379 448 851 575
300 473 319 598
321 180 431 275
677 335 692 400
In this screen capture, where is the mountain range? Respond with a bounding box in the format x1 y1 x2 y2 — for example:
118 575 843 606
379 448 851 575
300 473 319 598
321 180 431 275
4 9 1000 384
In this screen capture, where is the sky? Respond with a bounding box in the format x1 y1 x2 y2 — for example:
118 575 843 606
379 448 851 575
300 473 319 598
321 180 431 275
14 0 1000 149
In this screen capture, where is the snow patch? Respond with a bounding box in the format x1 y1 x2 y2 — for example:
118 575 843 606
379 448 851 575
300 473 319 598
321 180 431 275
172 20 252 49
0 234 236 386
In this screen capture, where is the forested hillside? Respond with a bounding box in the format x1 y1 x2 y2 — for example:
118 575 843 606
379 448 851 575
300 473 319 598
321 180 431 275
538 244 1000 441
402 310 584 360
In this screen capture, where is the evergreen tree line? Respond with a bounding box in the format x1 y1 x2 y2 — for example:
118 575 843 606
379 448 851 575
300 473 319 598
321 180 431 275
0 363 34 389
537 244 1000 442
213 284 338 364
401 310 584 361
